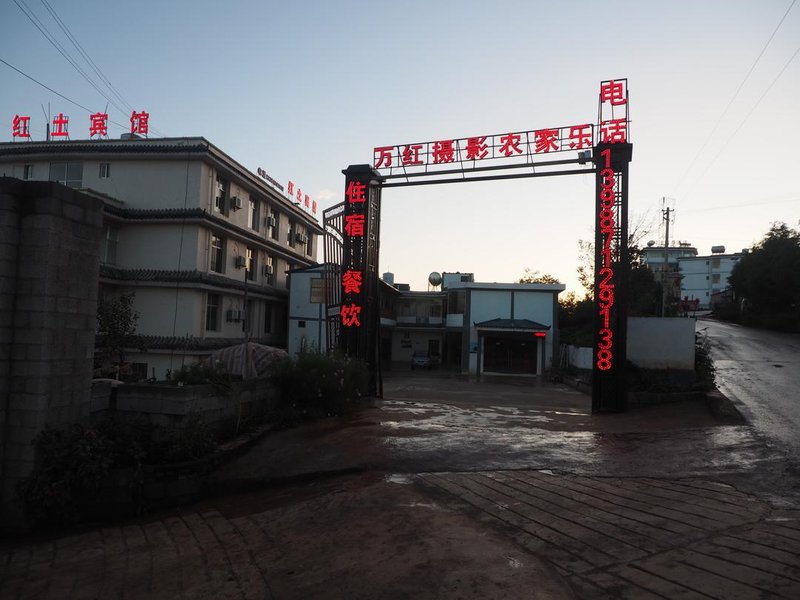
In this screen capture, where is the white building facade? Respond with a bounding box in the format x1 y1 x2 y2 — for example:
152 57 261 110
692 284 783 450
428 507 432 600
0 137 323 378
678 253 742 309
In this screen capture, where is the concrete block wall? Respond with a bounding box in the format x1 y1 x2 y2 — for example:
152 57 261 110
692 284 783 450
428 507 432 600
0 178 103 528
90 378 276 430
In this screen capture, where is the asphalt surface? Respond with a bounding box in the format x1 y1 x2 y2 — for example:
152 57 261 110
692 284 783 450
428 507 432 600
698 316 800 461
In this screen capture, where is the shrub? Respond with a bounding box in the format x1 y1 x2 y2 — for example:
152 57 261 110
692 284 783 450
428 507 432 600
16 424 116 525
269 351 369 425
16 415 219 525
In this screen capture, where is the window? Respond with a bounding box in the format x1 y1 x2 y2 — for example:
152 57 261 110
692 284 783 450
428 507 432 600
99 163 111 179
102 225 119 265
206 294 221 330
215 175 228 213
246 247 257 281
298 321 306 328
270 212 280 241
210 234 225 273
49 162 83 188
306 233 313 256
264 302 273 334
264 254 274 285
711 258 721 269
287 221 295 246
23 164 33 179
430 304 442 317
712 274 720 284
249 199 259 231
310 278 324 303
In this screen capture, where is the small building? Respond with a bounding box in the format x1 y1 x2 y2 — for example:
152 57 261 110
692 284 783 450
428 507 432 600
287 270 564 378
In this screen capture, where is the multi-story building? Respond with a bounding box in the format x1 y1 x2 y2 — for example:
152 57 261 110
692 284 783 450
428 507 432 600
678 248 742 309
0 137 323 378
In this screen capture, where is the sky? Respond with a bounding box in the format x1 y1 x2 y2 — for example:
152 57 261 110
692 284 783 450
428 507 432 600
2 0 799 294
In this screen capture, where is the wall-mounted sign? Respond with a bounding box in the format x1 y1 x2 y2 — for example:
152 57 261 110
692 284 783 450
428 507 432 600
256 167 285 192
9 110 151 140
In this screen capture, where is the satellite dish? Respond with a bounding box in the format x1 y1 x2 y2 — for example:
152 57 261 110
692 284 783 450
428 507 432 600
647 240 656 247
428 272 442 287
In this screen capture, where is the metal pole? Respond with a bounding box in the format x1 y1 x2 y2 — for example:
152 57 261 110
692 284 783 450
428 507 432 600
662 203 671 317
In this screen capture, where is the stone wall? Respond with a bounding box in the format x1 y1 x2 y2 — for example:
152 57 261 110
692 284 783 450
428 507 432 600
0 178 103 528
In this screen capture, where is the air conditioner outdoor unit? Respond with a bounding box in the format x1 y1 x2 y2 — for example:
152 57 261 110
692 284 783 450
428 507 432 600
263 265 274 276
265 215 277 227
230 196 243 210
235 255 247 268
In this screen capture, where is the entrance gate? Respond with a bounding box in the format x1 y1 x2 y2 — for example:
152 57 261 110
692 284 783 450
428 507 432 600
324 80 632 412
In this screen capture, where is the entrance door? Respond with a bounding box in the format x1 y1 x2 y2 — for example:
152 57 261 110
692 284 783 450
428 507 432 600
483 335 538 374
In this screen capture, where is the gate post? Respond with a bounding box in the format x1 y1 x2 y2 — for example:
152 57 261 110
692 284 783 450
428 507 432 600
340 165 384 397
592 142 632 412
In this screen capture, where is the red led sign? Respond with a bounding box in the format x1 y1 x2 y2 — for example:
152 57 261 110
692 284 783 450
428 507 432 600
8 110 152 140
12 115 30 139
596 147 616 371
286 180 318 216
373 123 594 173
594 79 629 374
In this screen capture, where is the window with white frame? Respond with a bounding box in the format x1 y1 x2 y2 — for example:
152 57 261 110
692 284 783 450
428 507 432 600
210 234 225 273
99 162 111 179
264 254 274 285
49 162 83 188
23 164 34 179
102 225 119 265
215 174 228 213
205 293 221 331
249 198 259 231
246 247 257 281
310 278 324 303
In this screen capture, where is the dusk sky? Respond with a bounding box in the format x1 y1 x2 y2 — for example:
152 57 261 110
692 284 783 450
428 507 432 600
2 0 798 294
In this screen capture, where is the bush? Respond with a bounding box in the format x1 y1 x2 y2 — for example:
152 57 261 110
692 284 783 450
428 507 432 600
174 361 230 386
16 416 218 525
16 424 115 525
269 351 369 425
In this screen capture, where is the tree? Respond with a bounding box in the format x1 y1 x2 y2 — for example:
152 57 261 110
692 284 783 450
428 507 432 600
729 223 800 329
576 211 655 298
518 269 561 284
96 292 139 365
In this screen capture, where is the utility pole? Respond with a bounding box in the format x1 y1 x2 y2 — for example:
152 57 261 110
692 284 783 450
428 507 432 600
661 201 672 317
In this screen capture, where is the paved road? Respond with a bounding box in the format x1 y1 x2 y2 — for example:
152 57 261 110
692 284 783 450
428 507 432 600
699 317 800 460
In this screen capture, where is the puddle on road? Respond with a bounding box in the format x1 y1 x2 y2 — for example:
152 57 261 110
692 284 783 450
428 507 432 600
385 474 413 485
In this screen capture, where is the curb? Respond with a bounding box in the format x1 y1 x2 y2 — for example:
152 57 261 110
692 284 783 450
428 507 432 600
705 388 747 424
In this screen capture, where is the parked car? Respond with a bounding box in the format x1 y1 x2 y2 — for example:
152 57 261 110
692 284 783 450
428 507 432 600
411 351 432 370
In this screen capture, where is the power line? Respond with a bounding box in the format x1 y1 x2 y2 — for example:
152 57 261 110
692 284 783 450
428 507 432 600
0 56 135 133
672 0 797 195
12 0 165 137
13 0 129 117
39 0 134 114
683 42 800 200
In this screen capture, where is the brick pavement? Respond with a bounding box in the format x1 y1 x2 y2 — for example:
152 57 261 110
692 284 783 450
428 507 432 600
0 474 573 600
420 471 800 599
1 471 798 599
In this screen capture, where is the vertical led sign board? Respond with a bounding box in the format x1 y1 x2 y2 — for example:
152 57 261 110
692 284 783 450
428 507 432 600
339 165 384 396
592 79 632 412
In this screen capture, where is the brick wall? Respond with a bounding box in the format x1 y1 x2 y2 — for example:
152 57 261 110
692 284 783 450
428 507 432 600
0 178 103 528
